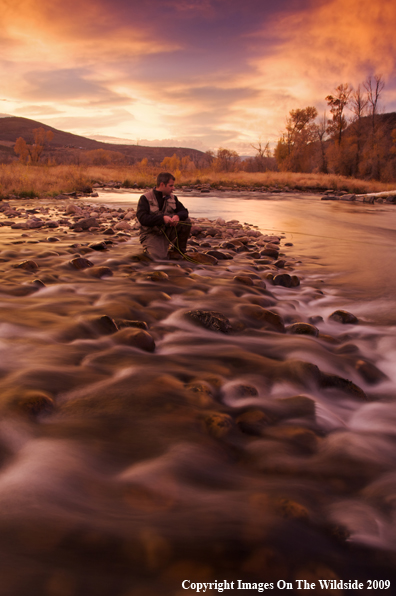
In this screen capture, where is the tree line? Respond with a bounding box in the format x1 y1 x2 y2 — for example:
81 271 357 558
274 75 396 181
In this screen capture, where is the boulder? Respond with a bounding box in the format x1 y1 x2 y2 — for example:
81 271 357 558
69 257 94 270
287 322 319 337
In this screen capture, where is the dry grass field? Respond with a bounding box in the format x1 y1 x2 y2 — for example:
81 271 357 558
1 162 395 198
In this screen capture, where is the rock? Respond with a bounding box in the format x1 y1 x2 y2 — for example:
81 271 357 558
287 322 319 337
205 250 231 260
115 319 149 330
91 315 118 336
260 248 279 258
355 360 387 385
185 310 232 333
69 257 94 270
185 252 217 265
237 304 285 332
308 315 323 325
233 275 254 286
276 395 316 419
103 228 115 235
87 266 113 278
276 498 309 520
7 390 54 417
329 309 359 324
46 221 59 228
236 410 270 436
149 271 169 281
88 242 108 251
13 260 39 271
70 217 98 230
47 237 60 242
274 259 286 268
113 328 155 352
273 273 300 287
320 372 367 399
114 221 132 231
204 413 234 438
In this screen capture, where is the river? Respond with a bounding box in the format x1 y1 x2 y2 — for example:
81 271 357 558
1 190 396 595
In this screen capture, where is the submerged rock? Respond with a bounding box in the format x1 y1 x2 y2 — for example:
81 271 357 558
329 309 359 324
185 310 233 333
287 322 319 337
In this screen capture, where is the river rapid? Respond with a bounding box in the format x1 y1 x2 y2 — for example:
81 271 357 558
0 191 395 595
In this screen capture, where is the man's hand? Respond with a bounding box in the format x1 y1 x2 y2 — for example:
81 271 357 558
164 215 179 227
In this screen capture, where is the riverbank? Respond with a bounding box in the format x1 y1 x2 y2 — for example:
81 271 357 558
0 197 394 594
2 163 396 199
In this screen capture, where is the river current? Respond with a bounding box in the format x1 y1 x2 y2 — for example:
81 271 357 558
0 190 396 595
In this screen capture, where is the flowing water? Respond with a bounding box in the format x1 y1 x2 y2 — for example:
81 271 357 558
0 191 396 595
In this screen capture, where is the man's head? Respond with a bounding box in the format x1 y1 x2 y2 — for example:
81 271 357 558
156 172 175 195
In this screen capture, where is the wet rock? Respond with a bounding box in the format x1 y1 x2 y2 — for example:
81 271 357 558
88 242 108 251
233 384 259 398
149 271 169 281
13 260 39 271
276 395 316 419
237 304 285 332
320 372 367 399
266 426 320 454
47 237 60 242
114 221 132 231
185 310 233 333
70 217 98 230
355 359 388 385
185 252 217 265
204 413 234 438
115 319 149 330
308 315 323 325
276 498 309 520
91 315 118 336
273 273 300 287
236 410 270 436
233 275 254 286
113 328 155 352
205 250 230 260
260 248 279 258
7 390 54 417
103 228 115 235
329 309 359 324
69 257 94 270
87 266 113 278
274 259 286 268
287 322 319 337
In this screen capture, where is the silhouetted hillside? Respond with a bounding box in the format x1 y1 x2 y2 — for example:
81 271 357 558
0 116 207 165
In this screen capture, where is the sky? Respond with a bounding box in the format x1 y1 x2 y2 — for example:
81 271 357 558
1 0 396 153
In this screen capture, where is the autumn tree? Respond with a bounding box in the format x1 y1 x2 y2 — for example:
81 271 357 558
214 147 240 172
326 84 352 146
275 106 318 172
14 137 29 163
14 127 53 164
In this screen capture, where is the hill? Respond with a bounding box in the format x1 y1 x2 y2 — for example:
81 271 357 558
0 116 207 165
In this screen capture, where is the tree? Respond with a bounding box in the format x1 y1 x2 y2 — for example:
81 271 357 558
275 106 318 172
14 137 29 163
326 84 352 145
349 85 368 175
364 74 385 134
214 148 240 172
14 128 53 164
314 112 328 174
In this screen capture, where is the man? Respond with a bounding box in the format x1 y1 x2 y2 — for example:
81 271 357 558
137 172 191 260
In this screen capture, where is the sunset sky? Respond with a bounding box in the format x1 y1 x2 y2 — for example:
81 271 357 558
2 0 396 153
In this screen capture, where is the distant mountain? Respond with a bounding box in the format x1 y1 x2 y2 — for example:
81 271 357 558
0 116 207 164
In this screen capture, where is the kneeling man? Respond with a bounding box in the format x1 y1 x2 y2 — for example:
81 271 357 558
137 172 191 260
